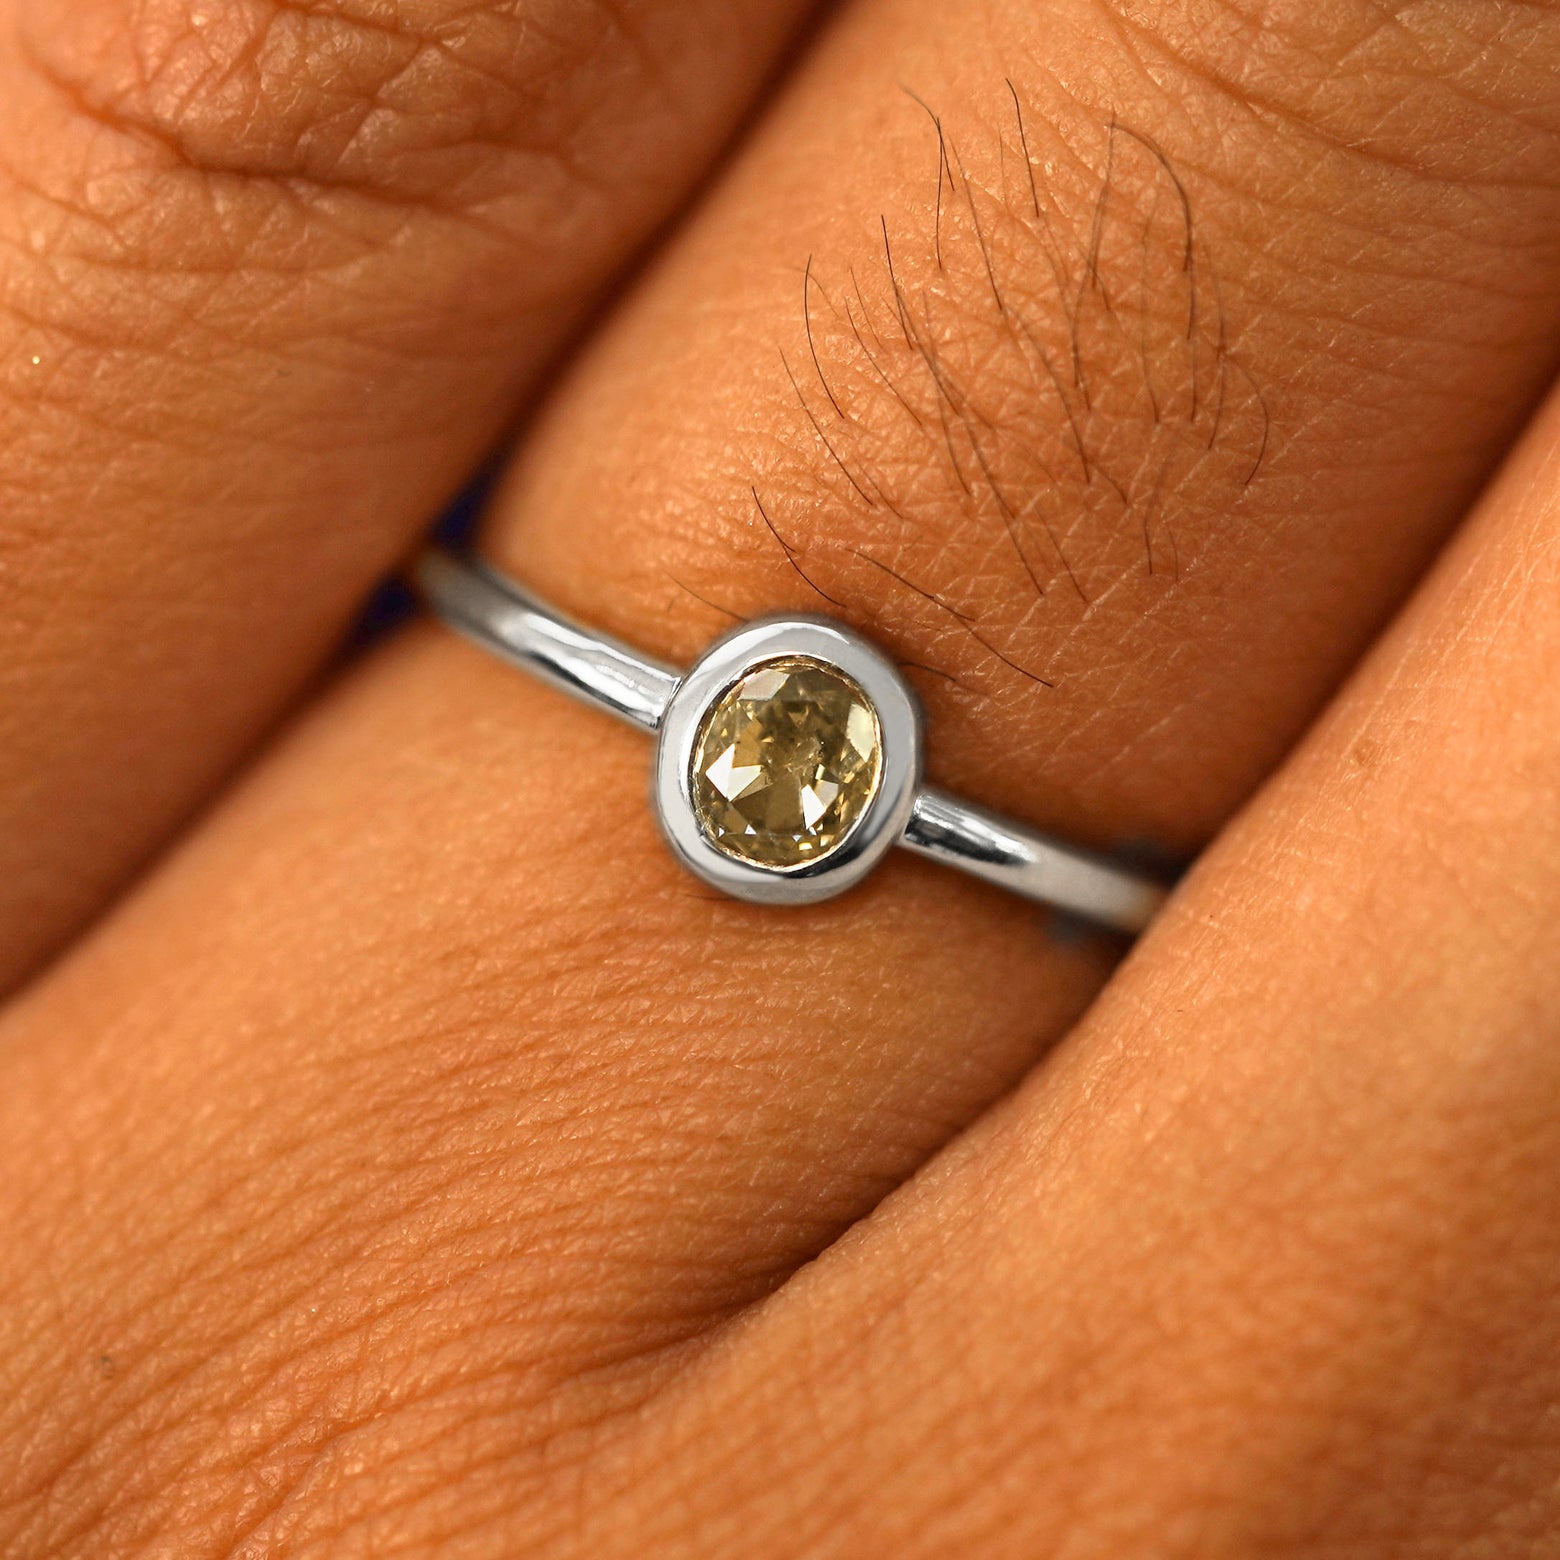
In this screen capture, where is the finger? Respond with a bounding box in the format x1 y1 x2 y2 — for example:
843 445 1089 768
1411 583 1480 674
0 0 816 988
5 0 1560 1550
501 0 1560 849
583 380 1560 1555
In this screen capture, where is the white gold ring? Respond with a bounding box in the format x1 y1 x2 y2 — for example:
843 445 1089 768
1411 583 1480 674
416 548 1169 934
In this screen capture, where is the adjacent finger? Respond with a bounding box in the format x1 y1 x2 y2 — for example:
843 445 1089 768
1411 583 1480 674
0 0 816 988
582 380 1560 1556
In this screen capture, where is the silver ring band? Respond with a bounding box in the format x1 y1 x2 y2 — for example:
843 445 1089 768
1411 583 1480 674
415 548 1169 935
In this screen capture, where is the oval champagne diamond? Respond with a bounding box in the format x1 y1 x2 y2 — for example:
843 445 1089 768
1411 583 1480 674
691 657 883 869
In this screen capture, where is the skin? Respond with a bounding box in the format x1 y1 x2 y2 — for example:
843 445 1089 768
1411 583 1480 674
0 0 820 989
0 0 1558 1555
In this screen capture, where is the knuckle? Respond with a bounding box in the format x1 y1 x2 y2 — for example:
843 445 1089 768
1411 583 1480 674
15 0 625 201
0 0 667 394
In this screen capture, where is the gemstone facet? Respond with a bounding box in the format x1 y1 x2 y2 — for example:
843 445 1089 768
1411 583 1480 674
690 657 883 870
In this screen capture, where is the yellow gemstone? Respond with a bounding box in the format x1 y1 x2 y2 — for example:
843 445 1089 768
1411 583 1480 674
691 658 883 869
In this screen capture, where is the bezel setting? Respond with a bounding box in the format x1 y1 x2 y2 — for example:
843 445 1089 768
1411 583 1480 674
417 548 1170 933
653 616 923 906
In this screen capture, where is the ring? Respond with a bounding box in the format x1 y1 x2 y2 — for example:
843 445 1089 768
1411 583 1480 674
415 548 1169 934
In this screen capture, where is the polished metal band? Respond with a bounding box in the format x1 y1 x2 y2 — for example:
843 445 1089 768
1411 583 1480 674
416 549 1168 935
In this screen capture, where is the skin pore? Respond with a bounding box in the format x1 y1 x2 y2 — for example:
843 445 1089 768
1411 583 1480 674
0 0 1558 1554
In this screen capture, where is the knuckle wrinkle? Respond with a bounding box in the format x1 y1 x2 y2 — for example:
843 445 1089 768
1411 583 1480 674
16 0 621 199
